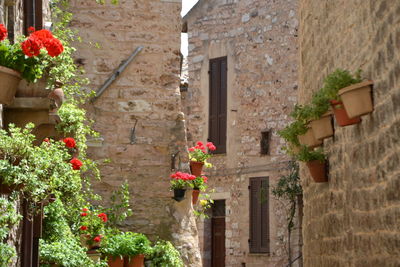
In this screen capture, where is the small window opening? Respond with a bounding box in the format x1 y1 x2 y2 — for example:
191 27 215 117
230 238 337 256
260 130 271 155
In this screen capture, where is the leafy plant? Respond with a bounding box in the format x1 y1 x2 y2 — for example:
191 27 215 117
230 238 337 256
148 240 184 267
79 208 107 247
101 232 152 259
189 175 208 191
321 68 362 101
193 192 214 219
188 141 216 163
278 120 307 149
170 172 195 190
296 146 326 162
0 196 22 266
102 181 133 228
272 161 302 267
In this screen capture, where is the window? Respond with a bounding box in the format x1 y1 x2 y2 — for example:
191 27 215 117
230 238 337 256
260 130 271 155
249 177 269 253
208 56 227 154
23 0 43 34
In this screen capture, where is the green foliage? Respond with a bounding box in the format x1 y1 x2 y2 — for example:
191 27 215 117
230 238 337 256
0 124 82 205
0 196 22 266
321 68 362 101
193 192 214 219
101 232 152 258
0 39 48 82
272 162 302 202
189 176 208 191
278 120 307 148
149 241 184 267
102 181 133 228
296 146 326 162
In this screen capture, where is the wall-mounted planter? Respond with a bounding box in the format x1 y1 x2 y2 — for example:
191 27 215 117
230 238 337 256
192 189 200 205
190 161 203 177
0 66 21 105
298 128 322 148
338 80 374 118
330 100 361 126
306 160 328 183
173 188 186 202
310 111 333 140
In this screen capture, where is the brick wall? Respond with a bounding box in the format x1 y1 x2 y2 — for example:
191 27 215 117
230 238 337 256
69 0 201 265
184 0 300 266
299 0 400 266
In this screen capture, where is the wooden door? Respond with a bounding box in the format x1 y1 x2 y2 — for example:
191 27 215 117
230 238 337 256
212 217 225 267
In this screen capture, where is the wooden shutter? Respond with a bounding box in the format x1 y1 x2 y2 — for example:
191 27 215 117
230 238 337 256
249 177 270 253
209 57 227 154
23 0 43 34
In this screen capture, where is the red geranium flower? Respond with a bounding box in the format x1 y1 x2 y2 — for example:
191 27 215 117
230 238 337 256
63 137 76 148
97 213 108 223
93 236 101 242
80 225 87 231
206 142 216 151
80 212 87 217
0 24 7 41
70 158 83 170
27 26 35 34
202 176 208 183
44 37 64 57
31 29 53 42
43 138 50 143
82 208 88 212
21 36 43 57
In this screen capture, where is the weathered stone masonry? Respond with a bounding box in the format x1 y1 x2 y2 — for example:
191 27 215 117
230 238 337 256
70 0 201 265
299 1 400 266
184 0 301 266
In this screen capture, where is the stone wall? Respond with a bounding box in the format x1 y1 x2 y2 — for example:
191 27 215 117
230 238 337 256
184 0 300 266
69 0 201 265
299 0 400 266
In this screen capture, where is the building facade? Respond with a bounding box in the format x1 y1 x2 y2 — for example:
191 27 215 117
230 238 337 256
183 0 301 266
70 0 201 265
298 0 400 266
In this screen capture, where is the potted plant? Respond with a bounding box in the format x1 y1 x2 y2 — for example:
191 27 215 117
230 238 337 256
322 69 362 126
289 105 322 148
188 141 216 176
79 208 107 250
309 89 334 140
296 146 327 183
189 175 208 205
338 80 374 118
101 232 151 267
170 172 195 201
0 25 64 105
278 120 307 155
147 240 184 267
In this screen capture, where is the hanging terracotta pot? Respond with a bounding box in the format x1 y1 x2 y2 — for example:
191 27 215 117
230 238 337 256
190 161 204 177
192 189 200 205
173 188 186 202
338 81 374 118
107 256 124 267
330 100 361 126
306 160 328 183
309 111 334 140
125 254 145 267
0 66 21 105
298 128 322 148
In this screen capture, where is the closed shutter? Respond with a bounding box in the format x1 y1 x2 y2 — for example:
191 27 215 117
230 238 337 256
249 177 270 253
209 57 227 154
23 0 43 34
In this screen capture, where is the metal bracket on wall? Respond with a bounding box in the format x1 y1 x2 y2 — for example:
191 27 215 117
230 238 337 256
91 46 144 102
130 119 138 144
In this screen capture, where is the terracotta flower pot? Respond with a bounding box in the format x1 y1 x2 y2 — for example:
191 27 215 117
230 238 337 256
190 161 204 177
125 254 145 267
107 256 124 267
310 111 333 140
338 81 374 118
306 160 328 183
298 128 322 148
0 66 21 105
192 189 200 205
330 100 361 126
173 188 186 202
